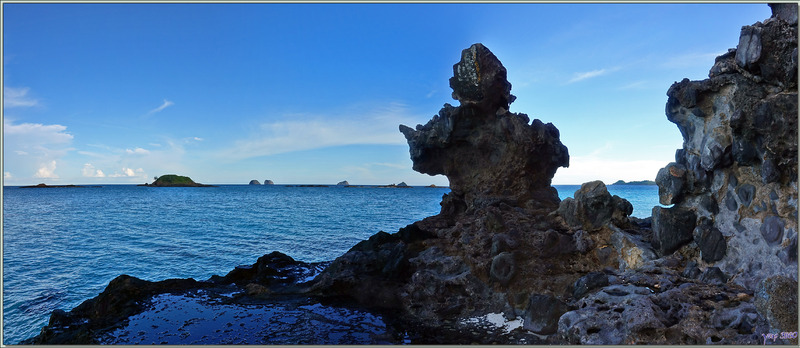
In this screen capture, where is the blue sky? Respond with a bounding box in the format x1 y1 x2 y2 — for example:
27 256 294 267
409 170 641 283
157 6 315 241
2 3 773 185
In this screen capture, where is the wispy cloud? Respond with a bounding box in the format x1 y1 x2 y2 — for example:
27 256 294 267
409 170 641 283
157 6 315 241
567 67 620 84
618 81 649 90
4 172 12 180
662 51 725 69
3 119 73 143
3 86 39 108
181 136 203 143
125 147 150 155
370 162 407 170
146 99 174 115
4 119 74 180
219 103 419 161
75 139 190 183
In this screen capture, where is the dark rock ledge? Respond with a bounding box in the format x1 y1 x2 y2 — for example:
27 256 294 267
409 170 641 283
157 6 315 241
25 5 797 344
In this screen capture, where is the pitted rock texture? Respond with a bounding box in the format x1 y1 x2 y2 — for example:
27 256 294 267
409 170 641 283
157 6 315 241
317 44 637 329
400 43 569 215
557 266 766 345
558 180 633 230
655 4 798 294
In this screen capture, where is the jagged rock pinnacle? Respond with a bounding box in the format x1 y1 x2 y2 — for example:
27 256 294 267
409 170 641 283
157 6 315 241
400 43 569 214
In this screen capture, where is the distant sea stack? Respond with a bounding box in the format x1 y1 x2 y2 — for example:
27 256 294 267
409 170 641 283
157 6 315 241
337 180 349 186
610 180 656 185
264 180 274 185
140 175 215 187
249 180 261 185
377 182 412 188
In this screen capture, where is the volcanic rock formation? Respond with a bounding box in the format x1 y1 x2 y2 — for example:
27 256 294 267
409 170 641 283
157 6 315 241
653 2 798 292
399 43 569 215
314 43 637 332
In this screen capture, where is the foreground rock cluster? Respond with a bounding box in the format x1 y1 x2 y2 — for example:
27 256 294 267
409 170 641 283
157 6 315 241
26 5 797 345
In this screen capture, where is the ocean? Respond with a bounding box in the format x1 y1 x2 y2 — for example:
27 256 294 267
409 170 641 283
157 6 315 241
1 183 659 344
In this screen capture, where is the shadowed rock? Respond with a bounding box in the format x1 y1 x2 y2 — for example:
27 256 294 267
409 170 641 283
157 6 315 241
557 181 632 230
656 3 797 290
400 43 569 215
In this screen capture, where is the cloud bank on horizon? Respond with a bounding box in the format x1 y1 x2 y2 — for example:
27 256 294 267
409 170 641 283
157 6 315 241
2 3 772 186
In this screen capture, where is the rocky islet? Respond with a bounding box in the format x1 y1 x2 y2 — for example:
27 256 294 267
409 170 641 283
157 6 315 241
25 5 797 345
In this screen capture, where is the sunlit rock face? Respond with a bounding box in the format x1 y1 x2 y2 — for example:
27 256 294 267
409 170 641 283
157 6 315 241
655 3 798 290
400 43 569 216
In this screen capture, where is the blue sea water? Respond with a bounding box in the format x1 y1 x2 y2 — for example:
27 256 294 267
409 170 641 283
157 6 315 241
2 183 659 344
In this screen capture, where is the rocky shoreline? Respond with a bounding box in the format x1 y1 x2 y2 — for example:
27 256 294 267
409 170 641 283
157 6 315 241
24 4 797 345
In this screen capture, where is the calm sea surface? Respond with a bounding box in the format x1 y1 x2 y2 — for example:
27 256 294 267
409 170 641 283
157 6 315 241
2 184 658 343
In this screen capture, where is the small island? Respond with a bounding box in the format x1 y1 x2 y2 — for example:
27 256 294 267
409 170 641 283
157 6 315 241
264 180 274 185
377 182 412 188
610 179 656 186
139 175 215 187
20 183 93 188
248 180 261 185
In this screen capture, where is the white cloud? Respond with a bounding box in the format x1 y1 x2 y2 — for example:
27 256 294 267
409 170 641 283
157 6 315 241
568 69 608 83
146 99 174 115
3 87 38 108
33 160 58 179
181 136 203 143
618 81 649 90
370 162 407 169
4 119 74 182
220 103 419 160
82 163 106 177
3 119 73 144
109 167 144 178
4 172 12 179
663 51 725 69
76 139 186 183
125 147 150 155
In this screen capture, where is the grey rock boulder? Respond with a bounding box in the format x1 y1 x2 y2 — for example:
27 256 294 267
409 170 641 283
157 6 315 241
655 162 686 205
651 206 697 256
522 293 567 335
557 181 632 230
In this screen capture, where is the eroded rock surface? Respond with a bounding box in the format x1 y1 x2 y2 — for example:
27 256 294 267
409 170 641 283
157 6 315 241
399 43 568 215
649 5 799 339
655 4 798 295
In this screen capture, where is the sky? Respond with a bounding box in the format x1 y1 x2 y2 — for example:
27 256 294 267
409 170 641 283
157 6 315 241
2 2 774 186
